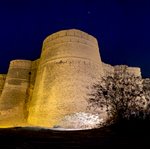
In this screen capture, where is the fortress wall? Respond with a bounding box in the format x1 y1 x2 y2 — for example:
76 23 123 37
0 74 6 97
28 29 104 127
114 65 141 77
127 67 141 77
0 60 32 127
42 29 101 64
102 63 114 77
102 63 141 78
43 29 98 47
0 29 144 128
27 59 40 112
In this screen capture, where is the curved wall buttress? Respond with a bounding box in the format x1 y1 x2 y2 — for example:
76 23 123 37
28 29 104 127
0 60 31 127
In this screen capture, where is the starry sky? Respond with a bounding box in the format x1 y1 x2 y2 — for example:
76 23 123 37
0 0 150 77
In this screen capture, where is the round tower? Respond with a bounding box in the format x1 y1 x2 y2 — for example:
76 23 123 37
0 60 31 127
28 29 104 127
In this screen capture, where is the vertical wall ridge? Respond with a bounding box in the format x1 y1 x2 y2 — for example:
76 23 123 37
0 60 32 127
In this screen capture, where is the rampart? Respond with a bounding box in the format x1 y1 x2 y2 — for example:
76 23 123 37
102 63 141 78
0 29 143 128
114 65 141 77
102 63 114 77
0 60 32 127
126 67 141 77
28 29 104 127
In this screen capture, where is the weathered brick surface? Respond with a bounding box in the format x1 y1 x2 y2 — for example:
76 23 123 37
28 29 104 127
0 75 6 97
114 65 141 77
0 29 142 128
0 60 32 127
102 63 114 77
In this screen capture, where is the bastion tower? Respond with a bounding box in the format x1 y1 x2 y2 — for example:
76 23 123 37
28 29 104 127
0 60 32 127
0 29 141 128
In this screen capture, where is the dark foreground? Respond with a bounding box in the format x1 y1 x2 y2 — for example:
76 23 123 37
0 121 150 148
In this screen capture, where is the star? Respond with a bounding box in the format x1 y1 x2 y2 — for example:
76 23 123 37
88 11 91 14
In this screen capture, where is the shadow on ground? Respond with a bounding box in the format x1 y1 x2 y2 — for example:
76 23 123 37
0 121 150 148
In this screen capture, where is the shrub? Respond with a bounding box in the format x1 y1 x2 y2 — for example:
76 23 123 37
87 67 148 124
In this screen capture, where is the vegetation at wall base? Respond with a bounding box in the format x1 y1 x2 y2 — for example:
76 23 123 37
88 66 150 127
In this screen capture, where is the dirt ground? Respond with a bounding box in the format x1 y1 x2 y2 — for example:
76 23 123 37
0 122 149 148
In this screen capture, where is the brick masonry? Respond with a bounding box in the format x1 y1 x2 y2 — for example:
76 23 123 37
0 29 141 127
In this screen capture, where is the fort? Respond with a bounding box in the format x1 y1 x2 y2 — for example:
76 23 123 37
0 29 141 128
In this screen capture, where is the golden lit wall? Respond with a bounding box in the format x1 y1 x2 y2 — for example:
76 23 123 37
0 29 142 128
0 60 31 127
102 63 141 77
114 65 141 77
0 74 6 97
28 29 104 127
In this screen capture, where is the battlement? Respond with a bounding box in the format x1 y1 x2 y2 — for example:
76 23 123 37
42 30 98 55
102 63 141 77
114 65 141 77
43 29 98 47
41 29 101 66
127 67 141 77
10 60 32 69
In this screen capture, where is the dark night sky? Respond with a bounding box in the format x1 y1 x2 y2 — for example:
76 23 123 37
0 0 150 77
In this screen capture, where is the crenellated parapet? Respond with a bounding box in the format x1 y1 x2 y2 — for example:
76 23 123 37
127 67 141 77
102 63 141 78
9 60 32 69
43 29 98 48
41 29 101 66
114 65 141 77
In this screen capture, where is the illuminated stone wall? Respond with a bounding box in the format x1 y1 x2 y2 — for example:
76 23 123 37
126 67 141 77
102 63 141 78
0 74 6 97
28 29 104 127
0 60 31 127
27 59 39 103
0 29 142 128
114 65 141 77
102 63 114 77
